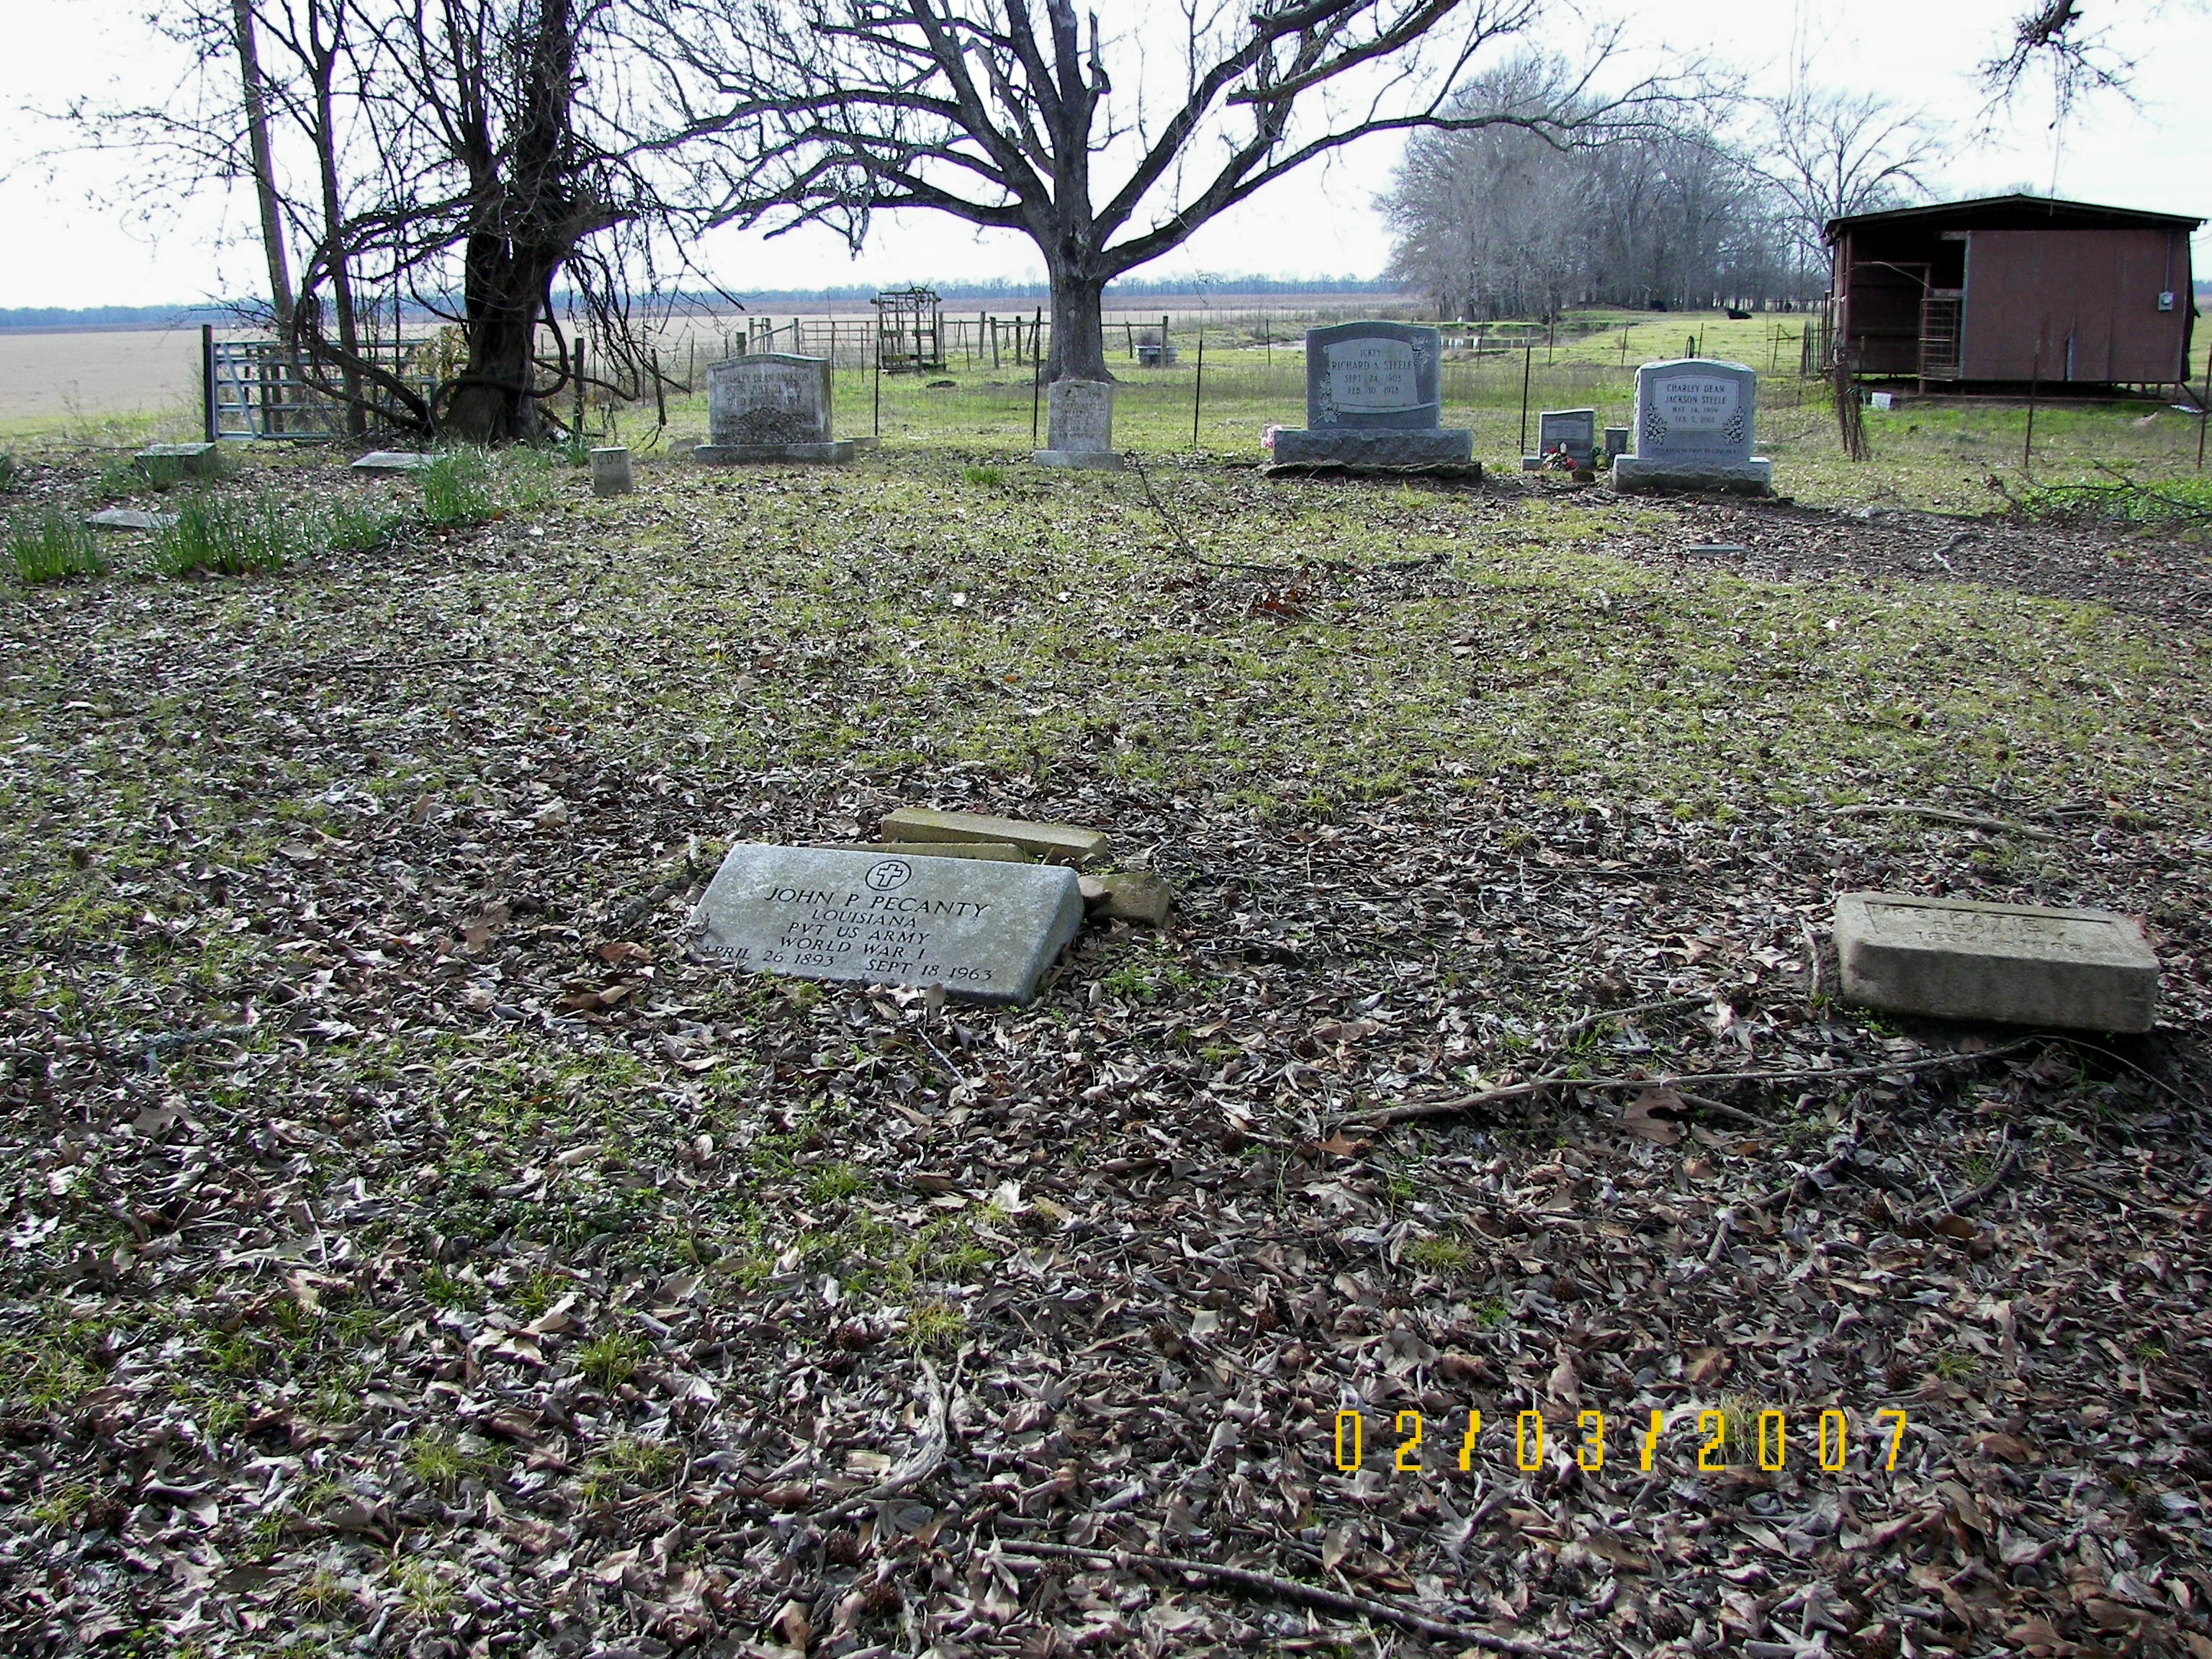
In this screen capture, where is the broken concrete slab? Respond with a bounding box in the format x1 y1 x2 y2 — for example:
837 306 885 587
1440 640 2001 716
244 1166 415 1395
878 806 1108 868
690 842 1083 1004
1080 872 1173 925
1835 891 2158 1033
86 508 179 531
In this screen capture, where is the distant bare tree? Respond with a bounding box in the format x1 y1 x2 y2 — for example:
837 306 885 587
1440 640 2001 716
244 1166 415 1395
1758 90 1943 279
652 0 1674 382
1981 1 2136 116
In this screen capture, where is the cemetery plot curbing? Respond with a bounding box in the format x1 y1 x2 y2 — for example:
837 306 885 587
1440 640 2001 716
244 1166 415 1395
135 442 222 484
690 844 1084 1004
1835 891 2159 1033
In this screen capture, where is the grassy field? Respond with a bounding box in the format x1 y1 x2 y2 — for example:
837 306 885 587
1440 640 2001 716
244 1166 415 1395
1 408 2209 1652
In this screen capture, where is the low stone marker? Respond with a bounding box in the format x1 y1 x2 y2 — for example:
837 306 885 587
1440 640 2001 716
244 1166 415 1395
1611 359 1771 495
351 451 436 474
85 508 179 531
1033 379 1123 469
1835 891 2158 1032
879 806 1108 867
590 446 633 496
135 442 222 484
820 840 1029 863
690 844 1084 1004
1524 407 1596 471
1262 322 1475 473
696 354 854 464
1604 426 1629 461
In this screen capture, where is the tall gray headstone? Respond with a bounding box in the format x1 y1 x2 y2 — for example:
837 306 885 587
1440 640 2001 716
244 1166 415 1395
696 353 854 464
1611 359 1771 495
1265 322 1475 472
689 844 1084 1005
1035 379 1123 469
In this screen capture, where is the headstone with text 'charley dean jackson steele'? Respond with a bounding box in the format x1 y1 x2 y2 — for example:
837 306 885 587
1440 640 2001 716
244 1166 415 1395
688 845 1084 1004
1611 357 1771 495
1262 321 1475 472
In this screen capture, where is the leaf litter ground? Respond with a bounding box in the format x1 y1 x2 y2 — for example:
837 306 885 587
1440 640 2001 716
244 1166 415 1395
1 449 2210 1658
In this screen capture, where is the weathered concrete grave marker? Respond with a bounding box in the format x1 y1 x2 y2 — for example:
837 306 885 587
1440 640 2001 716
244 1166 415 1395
1611 358 1771 495
351 450 436 474
1033 379 1123 469
86 508 179 531
590 446 634 496
135 442 222 484
696 353 854 464
1262 321 1475 472
691 844 1084 1004
1835 891 2158 1032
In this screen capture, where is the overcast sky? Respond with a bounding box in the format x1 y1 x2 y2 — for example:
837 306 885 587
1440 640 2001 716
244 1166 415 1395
3 0 2208 309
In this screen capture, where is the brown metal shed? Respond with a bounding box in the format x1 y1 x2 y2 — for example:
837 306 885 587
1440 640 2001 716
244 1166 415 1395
1825 194 2201 390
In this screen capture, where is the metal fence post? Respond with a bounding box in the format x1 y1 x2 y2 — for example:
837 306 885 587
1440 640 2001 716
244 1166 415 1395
201 323 217 443
1193 326 1204 449
1519 343 1532 457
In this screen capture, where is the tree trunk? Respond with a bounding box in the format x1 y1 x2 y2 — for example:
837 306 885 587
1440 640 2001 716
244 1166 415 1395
232 0 292 336
1044 263 1110 383
307 12 364 437
443 236 560 443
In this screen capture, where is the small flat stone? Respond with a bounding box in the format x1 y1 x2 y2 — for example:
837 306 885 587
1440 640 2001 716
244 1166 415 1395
1095 872 1172 926
351 450 436 473
690 843 1083 1004
1835 891 2158 1032
879 807 1108 867
86 508 178 531
819 840 1029 863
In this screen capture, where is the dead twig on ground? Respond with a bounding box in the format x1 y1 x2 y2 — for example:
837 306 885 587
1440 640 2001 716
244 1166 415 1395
1910 1138 2018 1227
819 1358 950 1522
1351 1039 2041 1129
995 1538 1546 1654
1825 803 2058 841
1550 994 1708 1041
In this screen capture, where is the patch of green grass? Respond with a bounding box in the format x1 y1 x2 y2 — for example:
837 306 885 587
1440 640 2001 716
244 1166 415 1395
576 1327 647 1388
1930 1349 1977 1382
323 495 403 555
403 1429 499 1488
578 1434 680 1501
421 451 498 527
9 509 107 583
1404 1235 1475 1277
904 1298 967 1354
803 1161 869 1206
153 493 295 577
962 464 1004 486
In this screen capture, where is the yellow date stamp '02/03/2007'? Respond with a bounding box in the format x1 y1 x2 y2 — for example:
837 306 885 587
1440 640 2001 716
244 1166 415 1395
1330 1407 1914 1475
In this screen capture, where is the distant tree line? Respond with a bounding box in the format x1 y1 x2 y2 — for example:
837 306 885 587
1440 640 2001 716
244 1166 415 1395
1382 58 1944 319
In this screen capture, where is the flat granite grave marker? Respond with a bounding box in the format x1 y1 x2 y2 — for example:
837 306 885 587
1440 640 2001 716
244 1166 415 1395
1835 891 2158 1032
1034 379 1123 469
351 450 436 474
1611 358 1771 495
1263 321 1475 472
696 353 854 464
690 844 1083 1004
86 508 179 531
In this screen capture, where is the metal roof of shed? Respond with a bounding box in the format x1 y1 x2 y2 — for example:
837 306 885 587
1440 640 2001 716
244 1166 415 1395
1825 193 2203 243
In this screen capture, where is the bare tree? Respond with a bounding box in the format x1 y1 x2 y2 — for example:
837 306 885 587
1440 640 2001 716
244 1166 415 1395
1758 90 1943 281
654 0 1670 382
1981 1 2136 117
66 0 734 442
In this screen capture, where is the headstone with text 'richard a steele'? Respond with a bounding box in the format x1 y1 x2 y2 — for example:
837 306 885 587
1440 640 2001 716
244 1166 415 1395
1611 358 1771 495
689 845 1083 1004
1264 321 1474 471
696 353 854 464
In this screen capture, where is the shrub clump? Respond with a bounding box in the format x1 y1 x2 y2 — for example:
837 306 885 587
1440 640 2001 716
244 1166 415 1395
153 493 295 577
9 511 109 584
420 451 498 528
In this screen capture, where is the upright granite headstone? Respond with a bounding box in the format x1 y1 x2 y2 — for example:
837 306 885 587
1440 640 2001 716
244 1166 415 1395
590 446 634 496
1835 891 2158 1032
1264 322 1475 472
1034 379 1123 469
1524 407 1597 470
690 844 1083 1004
696 353 854 464
1611 358 1771 495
